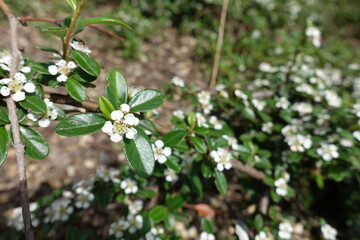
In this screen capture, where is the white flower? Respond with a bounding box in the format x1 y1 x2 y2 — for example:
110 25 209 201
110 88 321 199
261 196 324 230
75 190 94 209
164 168 178 182
352 103 360 117
173 110 185 119
0 73 35 102
285 134 312 152
278 222 293 239
235 224 249 240
48 60 76 82
127 199 143 215
209 116 222 130
171 76 185 87
70 41 92 55
222 135 240 151
255 231 270 240
210 148 232 171
121 178 138 194
321 224 338 240
152 140 172 164
215 84 229 99
353 131 360 141
127 215 143 234
199 232 215 240
252 99 267 111
292 102 313 115
324 90 341 107
259 62 276 73
197 90 213 113
262 122 273 134
316 143 339 161
45 199 74 222
120 103 130 114
276 97 290 109
95 168 120 182
146 227 164 240
196 112 207 127
109 218 130 238
306 26 321 47
274 178 288 196
101 108 140 142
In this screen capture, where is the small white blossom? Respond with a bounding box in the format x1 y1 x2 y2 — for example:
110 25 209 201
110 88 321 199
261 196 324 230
292 102 313 115
48 60 76 82
199 232 215 240
127 215 143 234
173 110 185 119
152 140 172 164
276 97 290 109
306 26 321 47
285 134 312 152
324 90 342 107
145 227 164 240
321 224 338 240
210 148 232 171
352 103 360 117
255 231 270 240
215 84 229 99
70 41 92 55
262 122 273 134
75 189 94 209
252 99 267 111
171 76 185 87
121 178 138 194
196 112 207 127
222 135 240 151
102 106 140 142
353 130 360 141
164 168 178 182
317 143 339 161
209 116 222 130
278 222 293 239
259 62 277 73
95 168 120 183
126 199 143 215
0 73 35 102
109 218 130 239
274 178 288 196
45 199 74 223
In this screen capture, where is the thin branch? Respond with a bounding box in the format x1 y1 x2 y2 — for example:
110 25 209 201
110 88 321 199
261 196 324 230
18 16 125 42
232 160 266 181
0 0 34 239
43 92 98 112
209 0 229 92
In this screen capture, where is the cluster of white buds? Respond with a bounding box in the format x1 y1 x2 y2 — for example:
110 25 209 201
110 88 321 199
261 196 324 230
102 104 140 142
0 72 35 101
197 90 213 114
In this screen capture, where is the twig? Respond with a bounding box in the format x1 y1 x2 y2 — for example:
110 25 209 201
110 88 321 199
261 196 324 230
18 16 125 42
43 92 98 112
0 0 34 239
232 160 266 181
209 0 229 92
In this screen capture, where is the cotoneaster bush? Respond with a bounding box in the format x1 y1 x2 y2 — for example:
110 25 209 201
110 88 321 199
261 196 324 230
1 0 360 240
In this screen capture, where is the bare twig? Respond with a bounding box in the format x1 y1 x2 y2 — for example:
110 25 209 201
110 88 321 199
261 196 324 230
209 0 229 92
232 160 266 181
44 92 98 112
0 0 34 239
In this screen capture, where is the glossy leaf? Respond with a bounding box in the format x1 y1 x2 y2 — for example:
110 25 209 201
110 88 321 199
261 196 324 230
0 106 10 125
71 50 100 76
105 70 127 109
201 218 214 233
124 127 155 177
66 78 87 102
36 26 67 38
0 126 9 166
98 96 114 119
162 129 186 147
35 46 61 55
56 113 106 137
77 17 131 29
19 96 47 114
129 89 164 112
214 170 228 194
166 195 185 210
20 126 49 160
149 206 168 223
190 136 207 153
139 119 157 133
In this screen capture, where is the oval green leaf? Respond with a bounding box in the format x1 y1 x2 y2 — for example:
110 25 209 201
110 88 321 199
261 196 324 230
71 50 100 76
124 127 155 177
162 129 186 147
35 26 67 38
98 96 115 119
19 96 47 114
105 70 128 109
77 17 131 29
190 136 207 153
66 78 87 102
149 206 168 223
214 170 228 194
0 106 10 125
129 89 164 112
0 126 9 166
20 126 49 160
56 113 106 137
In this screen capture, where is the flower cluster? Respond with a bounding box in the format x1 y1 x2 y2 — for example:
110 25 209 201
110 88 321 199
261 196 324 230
210 147 232 171
197 90 213 114
48 60 76 82
102 104 140 142
0 72 35 101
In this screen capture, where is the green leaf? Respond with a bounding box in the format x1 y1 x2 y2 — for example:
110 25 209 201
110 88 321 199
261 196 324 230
31 62 51 74
0 126 9 167
149 206 168 223
0 106 10 125
201 218 214 233
35 46 61 55
165 156 182 172
66 78 87 102
243 107 255 121
129 89 164 112
20 126 49 160
139 119 157 133
105 70 128 109
66 226 81 240
190 136 207 153
166 195 185 210
56 113 106 137
190 175 203 198
66 0 78 11
19 96 47 114
71 50 100 76
124 127 155 177
201 163 212 178
71 68 97 83
214 170 228 194
187 112 196 127
98 96 114 119
35 26 67 38
162 129 186 147
136 189 157 198
77 17 131 29
254 214 264 231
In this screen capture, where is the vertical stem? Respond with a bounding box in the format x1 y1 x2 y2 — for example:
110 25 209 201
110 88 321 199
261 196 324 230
0 0 34 239
209 0 229 92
